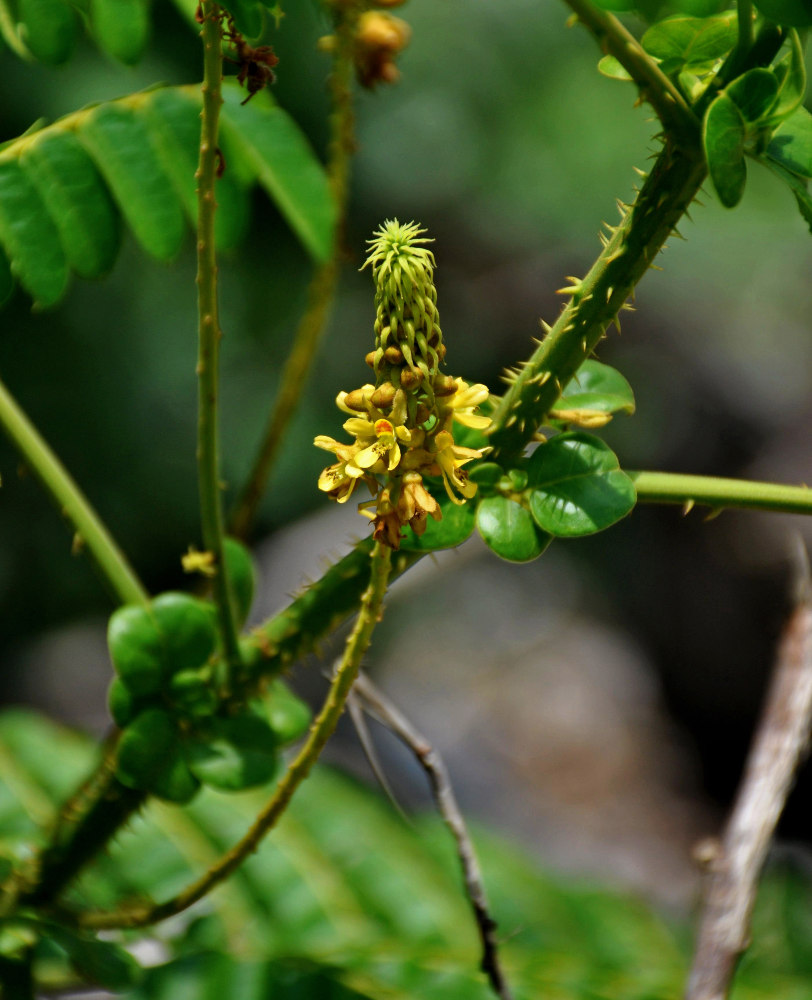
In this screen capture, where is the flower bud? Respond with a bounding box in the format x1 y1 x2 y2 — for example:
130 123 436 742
371 383 397 409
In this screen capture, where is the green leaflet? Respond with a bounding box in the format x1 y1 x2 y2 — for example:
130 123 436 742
726 69 780 126
221 85 336 264
767 107 812 178
89 0 149 65
641 13 737 75
21 130 121 280
703 93 748 207
0 245 14 306
476 494 551 562
526 432 636 537
556 359 635 416
77 103 187 262
16 0 78 65
0 158 69 307
399 497 476 552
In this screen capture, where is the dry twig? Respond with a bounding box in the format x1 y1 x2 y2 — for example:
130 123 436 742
354 672 514 1000
686 570 812 1000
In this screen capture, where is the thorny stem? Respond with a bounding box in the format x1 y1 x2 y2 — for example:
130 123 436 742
0 376 147 607
355 672 514 1000
488 141 707 463
230 3 359 541
196 1 242 669
76 543 393 930
631 471 812 517
563 0 698 145
686 592 812 1000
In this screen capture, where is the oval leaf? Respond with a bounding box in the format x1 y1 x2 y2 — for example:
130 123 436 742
703 94 747 207
767 107 812 178
22 130 121 279
726 68 779 125
557 359 635 415
399 497 475 552
597 55 632 82
90 0 149 65
78 103 186 261
526 433 636 537
17 0 78 65
642 14 737 73
185 714 278 791
475 495 551 563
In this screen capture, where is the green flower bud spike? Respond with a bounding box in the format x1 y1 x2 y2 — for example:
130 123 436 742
315 220 491 550
363 220 444 394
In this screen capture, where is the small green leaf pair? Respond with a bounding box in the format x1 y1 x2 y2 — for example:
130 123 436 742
474 433 637 562
115 704 280 803
402 433 637 563
401 361 637 562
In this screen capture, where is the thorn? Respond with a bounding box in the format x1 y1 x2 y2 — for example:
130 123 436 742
632 166 647 178
682 499 695 516
606 285 614 300
703 507 724 522
539 320 553 334
556 277 582 296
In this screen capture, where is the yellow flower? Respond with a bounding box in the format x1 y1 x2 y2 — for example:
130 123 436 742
444 379 491 430
432 430 481 504
351 418 409 473
315 436 370 503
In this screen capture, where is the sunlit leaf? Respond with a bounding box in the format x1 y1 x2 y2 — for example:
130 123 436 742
526 432 636 537
399 497 476 552
475 495 551 562
642 14 737 73
557 359 635 415
767 107 812 178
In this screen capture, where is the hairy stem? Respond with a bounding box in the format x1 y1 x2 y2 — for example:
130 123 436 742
0 376 147 606
631 471 812 516
77 542 393 930
196 1 241 668
230 3 359 540
564 0 698 143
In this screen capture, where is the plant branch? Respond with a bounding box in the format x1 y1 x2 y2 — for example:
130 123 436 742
196 1 241 669
488 141 707 463
686 586 812 1000
631 471 812 517
230 3 359 541
563 0 698 143
354 672 514 1000
75 542 393 930
0 376 147 606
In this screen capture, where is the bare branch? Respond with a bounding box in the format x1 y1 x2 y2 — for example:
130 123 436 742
686 590 812 1000
354 672 514 1000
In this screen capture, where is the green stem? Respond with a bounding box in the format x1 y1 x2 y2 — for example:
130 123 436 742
229 3 359 541
0 376 147 606
630 471 812 516
76 542 393 930
564 0 698 144
489 140 707 463
196 2 241 668
736 0 754 62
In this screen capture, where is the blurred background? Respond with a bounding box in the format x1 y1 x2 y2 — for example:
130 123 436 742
1 0 812 911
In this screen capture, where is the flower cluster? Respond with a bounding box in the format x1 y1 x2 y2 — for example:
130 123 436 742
315 221 491 549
